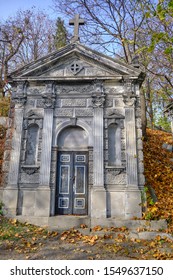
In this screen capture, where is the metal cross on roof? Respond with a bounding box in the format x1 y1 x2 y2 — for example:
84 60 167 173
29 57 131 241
69 14 85 43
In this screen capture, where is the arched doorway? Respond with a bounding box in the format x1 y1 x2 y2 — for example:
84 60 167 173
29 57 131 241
55 126 88 215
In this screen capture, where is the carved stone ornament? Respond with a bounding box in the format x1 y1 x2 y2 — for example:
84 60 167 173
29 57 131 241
91 80 106 107
69 61 83 75
105 171 126 185
92 93 105 107
13 96 27 107
21 165 40 175
27 109 43 119
123 94 136 107
56 84 93 95
123 78 134 94
107 111 125 119
105 166 126 173
42 83 56 108
42 94 56 108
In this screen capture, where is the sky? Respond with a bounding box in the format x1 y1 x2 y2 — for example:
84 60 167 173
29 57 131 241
0 0 56 21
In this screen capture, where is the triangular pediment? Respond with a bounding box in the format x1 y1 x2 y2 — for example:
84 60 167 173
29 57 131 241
37 56 123 78
9 43 143 81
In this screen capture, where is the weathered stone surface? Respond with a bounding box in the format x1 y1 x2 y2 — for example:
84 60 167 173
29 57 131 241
54 108 73 117
2 37 145 226
61 99 86 107
105 172 127 185
20 172 39 183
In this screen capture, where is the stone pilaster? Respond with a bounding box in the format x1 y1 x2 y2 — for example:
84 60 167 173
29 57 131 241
123 79 142 218
36 83 55 216
3 83 26 215
39 110 53 187
92 82 105 187
123 81 138 187
91 81 106 218
39 82 55 187
93 107 104 186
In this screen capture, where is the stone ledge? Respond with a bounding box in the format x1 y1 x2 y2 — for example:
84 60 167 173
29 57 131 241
5 215 167 233
90 218 167 231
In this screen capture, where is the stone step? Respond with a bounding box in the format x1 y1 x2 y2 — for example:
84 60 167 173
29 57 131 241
48 217 167 233
77 228 173 241
11 215 168 232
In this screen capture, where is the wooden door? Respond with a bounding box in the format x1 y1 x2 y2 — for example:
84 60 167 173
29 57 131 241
56 152 88 215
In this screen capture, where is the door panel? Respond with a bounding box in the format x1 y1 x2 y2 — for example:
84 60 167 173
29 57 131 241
56 151 88 215
59 165 70 194
75 166 85 194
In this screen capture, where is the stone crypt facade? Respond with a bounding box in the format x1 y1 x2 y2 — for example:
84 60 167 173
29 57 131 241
2 17 145 227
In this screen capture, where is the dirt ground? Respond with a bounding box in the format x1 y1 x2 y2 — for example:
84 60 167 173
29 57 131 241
0 228 173 260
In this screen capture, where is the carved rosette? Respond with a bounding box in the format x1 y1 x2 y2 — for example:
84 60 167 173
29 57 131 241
92 81 105 108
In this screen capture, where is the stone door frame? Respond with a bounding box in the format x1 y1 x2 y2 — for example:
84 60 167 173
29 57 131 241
51 119 93 217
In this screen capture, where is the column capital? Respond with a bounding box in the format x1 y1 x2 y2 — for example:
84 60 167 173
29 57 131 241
92 93 105 108
92 80 105 108
123 94 136 107
13 81 28 108
123 78 134 92
13 96 27 108
42 82 56 109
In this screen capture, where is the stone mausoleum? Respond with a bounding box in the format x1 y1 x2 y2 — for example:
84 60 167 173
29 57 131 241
2 15 145 228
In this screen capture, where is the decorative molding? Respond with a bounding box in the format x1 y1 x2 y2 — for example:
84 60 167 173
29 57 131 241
61 98 86 107
21 165 40 175
56 84 93 95
107 111 125 119
27 99 35 106
105 87 124 95
105 165 126 172
54 108 73 117
105 108 125 118
75 108 93 117
27 109 43 119
27 88 39 95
